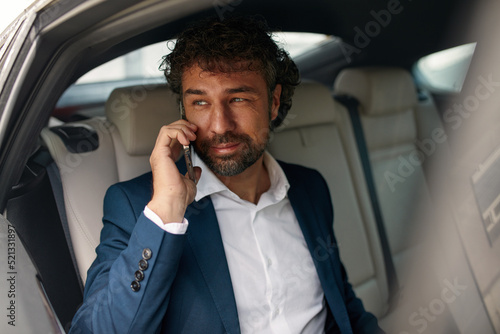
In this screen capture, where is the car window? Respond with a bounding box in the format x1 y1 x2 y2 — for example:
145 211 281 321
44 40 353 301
76 41 169 84
413 43 476 94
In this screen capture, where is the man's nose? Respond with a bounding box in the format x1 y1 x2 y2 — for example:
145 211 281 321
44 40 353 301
210 102 236 134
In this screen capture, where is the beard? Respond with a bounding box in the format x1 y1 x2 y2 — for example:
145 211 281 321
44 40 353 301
193 130 269 177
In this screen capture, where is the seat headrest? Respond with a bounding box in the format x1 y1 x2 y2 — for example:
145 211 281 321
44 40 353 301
278 80 337 131
333 67 417 116
105 84 179 156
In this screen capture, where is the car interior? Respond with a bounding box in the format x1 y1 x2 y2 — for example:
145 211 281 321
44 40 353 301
2 0 500 333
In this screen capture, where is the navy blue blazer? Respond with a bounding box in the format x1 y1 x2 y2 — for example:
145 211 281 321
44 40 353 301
70 160 382 333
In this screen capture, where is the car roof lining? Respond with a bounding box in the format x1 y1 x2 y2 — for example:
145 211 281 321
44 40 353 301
65 0 473 85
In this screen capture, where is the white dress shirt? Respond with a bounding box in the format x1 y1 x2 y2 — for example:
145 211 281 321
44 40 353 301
146 151 326 333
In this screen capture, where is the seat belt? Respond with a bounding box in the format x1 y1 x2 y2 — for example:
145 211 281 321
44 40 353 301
45 159 84 293
334 95 400 307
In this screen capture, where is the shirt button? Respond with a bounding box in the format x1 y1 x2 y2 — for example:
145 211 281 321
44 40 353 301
267 258 272 266
273 308 280 317
135 270 145 282
142 248 152 260
138 258 148 271
131 280 141 292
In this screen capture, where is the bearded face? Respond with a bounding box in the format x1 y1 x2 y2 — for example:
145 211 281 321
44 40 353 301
193 129 269 177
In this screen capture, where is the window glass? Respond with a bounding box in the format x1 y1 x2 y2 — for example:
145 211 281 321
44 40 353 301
414 43 476 93
273 32 331 58
76 41 170 84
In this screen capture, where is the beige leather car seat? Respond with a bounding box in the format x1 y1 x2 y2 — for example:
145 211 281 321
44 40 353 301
333 67 445 278
333 67 459 332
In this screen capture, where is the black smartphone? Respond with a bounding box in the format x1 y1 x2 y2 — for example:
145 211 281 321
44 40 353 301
180 102 196 182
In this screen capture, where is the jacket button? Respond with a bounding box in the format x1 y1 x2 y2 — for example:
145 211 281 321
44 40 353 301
135 270 145 282
138 258 148 271
131 280 141 292
142 248 152 260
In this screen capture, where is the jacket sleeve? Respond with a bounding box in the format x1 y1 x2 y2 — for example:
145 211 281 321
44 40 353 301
69 184 185 334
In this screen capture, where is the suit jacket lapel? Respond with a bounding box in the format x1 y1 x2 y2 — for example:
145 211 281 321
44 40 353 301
286 170 353 334
185 197 240 334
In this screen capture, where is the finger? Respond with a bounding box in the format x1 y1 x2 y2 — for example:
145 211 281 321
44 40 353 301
160 125 197 146
155 126 195 149
167 120 198 135
165 123 198 134
170 119 198 128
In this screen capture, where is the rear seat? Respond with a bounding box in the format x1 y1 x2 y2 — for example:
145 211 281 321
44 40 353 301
40 84 178 282
332 67 459 332
333 67 447 279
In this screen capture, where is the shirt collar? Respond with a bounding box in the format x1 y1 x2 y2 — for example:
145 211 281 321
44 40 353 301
192 151 290 203
192 151 227 201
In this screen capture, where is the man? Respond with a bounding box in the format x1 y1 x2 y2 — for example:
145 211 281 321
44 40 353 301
70 17 383 333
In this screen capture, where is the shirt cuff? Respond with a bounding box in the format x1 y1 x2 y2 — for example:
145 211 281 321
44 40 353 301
144 206 189 235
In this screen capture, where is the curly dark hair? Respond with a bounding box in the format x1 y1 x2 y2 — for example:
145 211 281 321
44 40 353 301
160 17 300 129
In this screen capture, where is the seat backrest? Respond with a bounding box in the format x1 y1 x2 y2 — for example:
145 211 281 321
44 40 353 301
267 80 390 317
333 67 445 276
332 67 460 332
41 84 179 283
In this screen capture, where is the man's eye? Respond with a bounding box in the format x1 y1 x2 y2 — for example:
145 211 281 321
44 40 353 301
232 98 245 102
194 100 208 106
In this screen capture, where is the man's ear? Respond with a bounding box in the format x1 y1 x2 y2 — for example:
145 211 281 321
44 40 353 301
271 84 282 121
